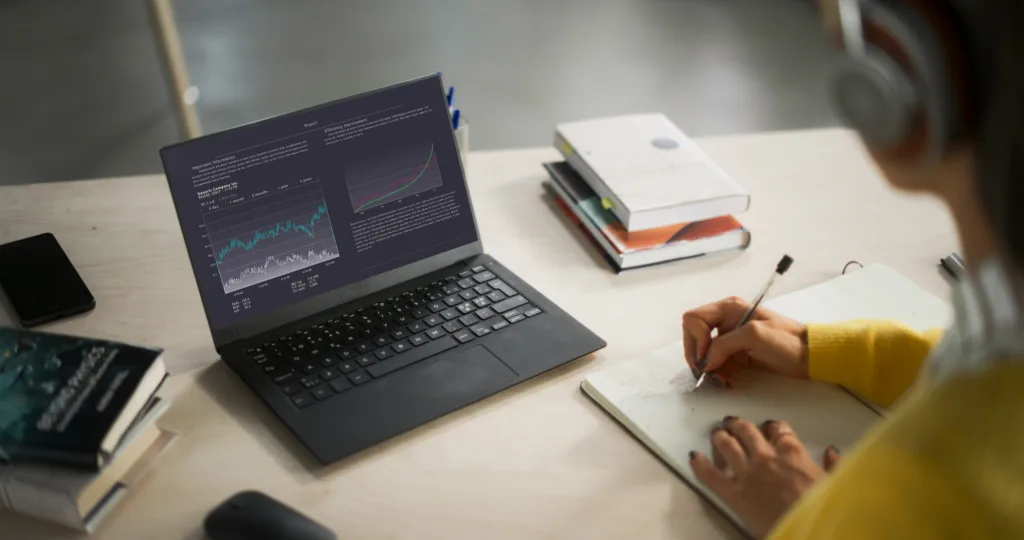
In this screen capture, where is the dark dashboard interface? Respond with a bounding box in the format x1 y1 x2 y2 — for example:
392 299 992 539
162 76 477 331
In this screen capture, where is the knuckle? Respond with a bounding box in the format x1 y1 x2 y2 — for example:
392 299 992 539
731 418 758 436
710 429 731 445
776 435 803 453
725 296 747 308
747 320 769 338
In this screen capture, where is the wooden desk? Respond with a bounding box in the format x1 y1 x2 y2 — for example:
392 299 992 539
0 129 956 539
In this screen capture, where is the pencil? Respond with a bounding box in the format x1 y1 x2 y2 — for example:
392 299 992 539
693 255 794 389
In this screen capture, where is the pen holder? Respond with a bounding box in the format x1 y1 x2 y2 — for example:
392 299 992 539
454 118 469 157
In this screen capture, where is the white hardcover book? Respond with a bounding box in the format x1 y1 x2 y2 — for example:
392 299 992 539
581 264 951 535
555 113 750 232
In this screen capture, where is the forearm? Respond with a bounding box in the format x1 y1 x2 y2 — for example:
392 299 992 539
806 321 944 407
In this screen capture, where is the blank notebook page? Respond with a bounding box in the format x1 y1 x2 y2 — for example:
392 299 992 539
581 264 951 532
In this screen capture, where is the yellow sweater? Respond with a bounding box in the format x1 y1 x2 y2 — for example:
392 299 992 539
768 321 1024 539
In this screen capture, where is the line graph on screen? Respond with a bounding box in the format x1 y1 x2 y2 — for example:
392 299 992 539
345 142 443 213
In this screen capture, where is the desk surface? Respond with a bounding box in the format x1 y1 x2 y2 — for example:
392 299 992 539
0 129 956 540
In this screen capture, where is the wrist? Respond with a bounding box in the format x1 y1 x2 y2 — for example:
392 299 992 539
797 324 810 378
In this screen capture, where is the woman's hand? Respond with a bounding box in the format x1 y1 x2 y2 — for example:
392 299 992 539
681 297 810 384
689 418 840 539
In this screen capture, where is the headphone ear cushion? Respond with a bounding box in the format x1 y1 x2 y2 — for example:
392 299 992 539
830 47 920 149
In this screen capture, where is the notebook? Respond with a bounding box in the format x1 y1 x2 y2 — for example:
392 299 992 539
554 113 750 231
581 264 951 534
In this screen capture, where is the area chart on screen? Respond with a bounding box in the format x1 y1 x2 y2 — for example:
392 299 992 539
203 181 340 293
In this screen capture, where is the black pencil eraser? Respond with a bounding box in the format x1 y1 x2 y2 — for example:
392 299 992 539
776 255 794 275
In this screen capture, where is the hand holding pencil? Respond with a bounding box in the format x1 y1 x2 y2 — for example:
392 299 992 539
682 256 810 387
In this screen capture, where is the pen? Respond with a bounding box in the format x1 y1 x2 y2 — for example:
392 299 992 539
452 109 461 130
693 254 794 389
940 252 965 280
447 86 455 107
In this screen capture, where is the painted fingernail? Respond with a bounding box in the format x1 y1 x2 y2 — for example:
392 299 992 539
689 450 697 461
724 379 735 389
723 415 736 422
696 357 708 371
760 419 777 430
709 377 723 388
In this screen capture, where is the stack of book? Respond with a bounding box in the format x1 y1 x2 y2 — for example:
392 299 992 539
545 113 751 271
0 327 175 532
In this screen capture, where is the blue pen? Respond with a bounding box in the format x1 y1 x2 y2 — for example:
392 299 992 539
452 109 461 129
446 86 455 107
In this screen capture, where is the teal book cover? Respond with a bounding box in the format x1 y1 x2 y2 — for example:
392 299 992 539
0 327 164 470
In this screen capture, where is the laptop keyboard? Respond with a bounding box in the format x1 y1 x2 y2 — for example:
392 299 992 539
243 265 543 409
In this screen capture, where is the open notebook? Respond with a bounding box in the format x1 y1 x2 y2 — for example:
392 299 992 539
581 264 951 535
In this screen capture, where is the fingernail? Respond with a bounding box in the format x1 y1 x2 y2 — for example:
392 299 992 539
696 357 708 371
711 425 727 435
688 450 697 461
760 419 777 430
723 415 736 422
724 379 735 389
709 377 723 388
828 445 840 454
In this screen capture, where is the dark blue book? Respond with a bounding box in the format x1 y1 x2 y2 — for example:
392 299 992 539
0 327 166 471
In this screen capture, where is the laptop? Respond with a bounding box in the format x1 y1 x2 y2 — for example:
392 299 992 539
160 74 606 464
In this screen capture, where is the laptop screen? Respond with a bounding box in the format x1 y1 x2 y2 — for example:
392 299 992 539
161 76 478 332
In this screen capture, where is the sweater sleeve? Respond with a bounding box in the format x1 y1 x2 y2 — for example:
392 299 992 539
806 321 944 407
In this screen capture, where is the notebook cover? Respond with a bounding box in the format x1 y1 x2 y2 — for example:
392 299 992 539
581 264 951 535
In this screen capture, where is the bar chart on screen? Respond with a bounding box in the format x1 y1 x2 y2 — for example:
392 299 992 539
345 142 443 213
203 180 340 293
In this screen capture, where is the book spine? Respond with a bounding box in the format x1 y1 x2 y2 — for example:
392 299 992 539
545 186 623 272
554 131 632 229
0 468 84 530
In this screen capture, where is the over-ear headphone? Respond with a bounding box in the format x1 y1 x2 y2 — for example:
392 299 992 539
829 0 973 159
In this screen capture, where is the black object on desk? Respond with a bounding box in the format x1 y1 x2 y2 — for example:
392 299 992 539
159 74 606 465
205 491 336 540
0 233 95 327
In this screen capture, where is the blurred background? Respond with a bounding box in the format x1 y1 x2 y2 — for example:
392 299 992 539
0 0 840 186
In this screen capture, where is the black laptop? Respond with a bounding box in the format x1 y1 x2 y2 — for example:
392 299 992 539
160 74 605 464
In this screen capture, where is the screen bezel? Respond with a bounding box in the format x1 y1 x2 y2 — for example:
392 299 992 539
160 74 483 348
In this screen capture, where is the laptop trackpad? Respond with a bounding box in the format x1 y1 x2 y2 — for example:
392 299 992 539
405 345 517 400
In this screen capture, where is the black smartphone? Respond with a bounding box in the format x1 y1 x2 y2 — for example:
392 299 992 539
0 233 96 327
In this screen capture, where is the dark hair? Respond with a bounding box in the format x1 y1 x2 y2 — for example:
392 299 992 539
964 1 1024 266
